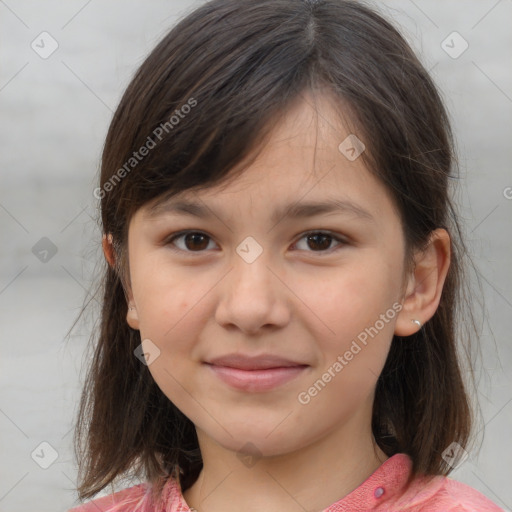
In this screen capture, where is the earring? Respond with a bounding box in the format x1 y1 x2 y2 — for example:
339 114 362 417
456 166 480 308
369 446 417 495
411 319 422 328
128 305 135 311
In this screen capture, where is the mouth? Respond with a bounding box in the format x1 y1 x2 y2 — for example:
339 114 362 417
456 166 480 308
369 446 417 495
204 362 309 392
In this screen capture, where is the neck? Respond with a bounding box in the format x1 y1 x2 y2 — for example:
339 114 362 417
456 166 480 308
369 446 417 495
182 412 388 512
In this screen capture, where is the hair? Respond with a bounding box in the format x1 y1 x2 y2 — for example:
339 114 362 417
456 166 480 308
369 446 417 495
72 0 482 505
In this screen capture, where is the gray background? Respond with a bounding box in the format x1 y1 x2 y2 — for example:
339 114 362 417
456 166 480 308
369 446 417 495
0 1 511 511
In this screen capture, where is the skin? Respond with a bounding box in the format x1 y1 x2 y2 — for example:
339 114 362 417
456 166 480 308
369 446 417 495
103 91 450 512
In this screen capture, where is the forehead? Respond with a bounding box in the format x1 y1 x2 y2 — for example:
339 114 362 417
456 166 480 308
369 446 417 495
141 92 399 226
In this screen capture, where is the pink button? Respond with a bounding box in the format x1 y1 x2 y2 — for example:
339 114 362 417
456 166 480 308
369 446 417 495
374 486 385 498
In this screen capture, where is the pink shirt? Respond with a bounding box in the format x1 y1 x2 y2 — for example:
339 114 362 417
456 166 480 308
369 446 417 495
68 453 504 511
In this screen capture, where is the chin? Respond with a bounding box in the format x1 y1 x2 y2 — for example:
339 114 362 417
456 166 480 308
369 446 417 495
204 424 305 459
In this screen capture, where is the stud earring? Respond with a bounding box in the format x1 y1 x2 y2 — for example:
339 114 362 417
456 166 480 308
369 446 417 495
128 305 135 311
411 319 422 328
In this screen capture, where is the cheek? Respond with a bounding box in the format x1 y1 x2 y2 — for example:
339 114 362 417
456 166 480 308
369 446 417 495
292 268 397 421
298 256 401 335
292 254 402 398
130 257 202 349
131 264 211 412
139 295 203 355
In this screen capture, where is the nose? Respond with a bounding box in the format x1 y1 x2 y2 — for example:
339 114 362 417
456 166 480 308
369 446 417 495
214 246 290 334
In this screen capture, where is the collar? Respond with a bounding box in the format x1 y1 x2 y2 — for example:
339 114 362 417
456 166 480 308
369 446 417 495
323 453 413 511
167 453 415 512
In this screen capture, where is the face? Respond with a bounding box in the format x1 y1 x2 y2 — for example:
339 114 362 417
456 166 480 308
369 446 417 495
124 92 408 458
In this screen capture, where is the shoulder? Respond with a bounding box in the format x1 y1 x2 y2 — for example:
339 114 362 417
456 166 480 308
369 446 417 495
67 477 187 512
67 483 149 512
430 477 504 512
393 474 504 512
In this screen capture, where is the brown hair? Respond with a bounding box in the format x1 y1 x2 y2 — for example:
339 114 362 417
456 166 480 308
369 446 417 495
73 0 481 503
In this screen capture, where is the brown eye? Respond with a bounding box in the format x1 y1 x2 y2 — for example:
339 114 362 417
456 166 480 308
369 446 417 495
167 231 215 252
306 233 332 251
294 231 346 254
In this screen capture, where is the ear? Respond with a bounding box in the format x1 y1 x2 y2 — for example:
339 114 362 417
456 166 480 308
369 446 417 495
394 228 451 336
102 233 116 268
102 233 140 331
126 300 140 331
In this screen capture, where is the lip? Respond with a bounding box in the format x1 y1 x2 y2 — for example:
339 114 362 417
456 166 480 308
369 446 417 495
205 364 308 392
204 353 309 392
206 353 307 370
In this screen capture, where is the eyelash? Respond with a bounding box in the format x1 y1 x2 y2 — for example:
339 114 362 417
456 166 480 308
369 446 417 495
164 230 348 256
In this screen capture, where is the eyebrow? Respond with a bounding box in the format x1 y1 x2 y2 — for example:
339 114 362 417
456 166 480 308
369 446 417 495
147 197 375 224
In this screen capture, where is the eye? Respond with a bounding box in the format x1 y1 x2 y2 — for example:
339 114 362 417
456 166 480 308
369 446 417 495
165 231 217 253
292 231 347 254
165 230 347 255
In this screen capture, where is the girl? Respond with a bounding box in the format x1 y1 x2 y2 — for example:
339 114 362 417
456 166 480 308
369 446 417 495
69 0 503 511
